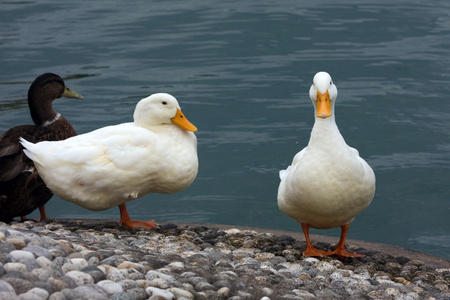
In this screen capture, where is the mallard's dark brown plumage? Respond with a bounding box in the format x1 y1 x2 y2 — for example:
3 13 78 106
0 73 83 222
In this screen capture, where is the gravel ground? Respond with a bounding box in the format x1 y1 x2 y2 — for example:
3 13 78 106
0 219 449 300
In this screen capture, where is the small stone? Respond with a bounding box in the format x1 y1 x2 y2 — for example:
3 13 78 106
48 291 66 300
213 279 231 289
0 293 19 300
145 270 176 283
18 287 49 300
217 287 231 297
33 281 54 295
70 285 108 300
80 266 106 283
36 256 52 270
110 292 138 300
0 279 15 293
9 250 35 262
166 261 184 271
3 278 34 294
97 279 124 295
64 270 94 286
87 256 100 266
224 229 241 235
145 287 174 300
0 241 16 254
117 261 146 274
118 279 139 291
394 277 410 285
106 269 127 282
66 253 83 259
31 268 51 282
168 287 194 299
80 250 102 262
22 246 53 260
48 249 64 258
292 289 317 299
61 288 81 300
303 257 320 264
195 281 216 292
384 287 400 298
4 262 27 273
5 238 26 249
281 262 304 275
58 276 78 289
61 258 89 273
126 287 148 300
100 255 125 267
316 261 337 274
262 287 274 297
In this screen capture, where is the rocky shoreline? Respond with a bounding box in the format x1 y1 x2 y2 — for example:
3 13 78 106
0 219 449 300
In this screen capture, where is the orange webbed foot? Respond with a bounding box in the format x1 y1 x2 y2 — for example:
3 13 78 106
20 205 48 222
332 248 365 259
118 203 157 230
303 246 333 257
120 219 157 229
331 224 365 259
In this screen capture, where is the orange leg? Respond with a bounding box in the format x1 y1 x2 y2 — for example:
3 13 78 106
301 223 333 257
118 203 156 229
20 205 47 222
38 205 47 221
332 224 364 258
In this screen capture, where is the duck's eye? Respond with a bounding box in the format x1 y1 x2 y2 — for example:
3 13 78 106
330 81 333 85
162 101 167 105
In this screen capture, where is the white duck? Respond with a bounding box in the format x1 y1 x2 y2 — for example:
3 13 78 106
277 72 375 258
20 93 198 229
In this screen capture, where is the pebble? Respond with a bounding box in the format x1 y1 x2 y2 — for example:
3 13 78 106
18 287 49 300
97 280 123 296
9 250 35 262
145 287 174 299
64 270 94 286
0 221 448 300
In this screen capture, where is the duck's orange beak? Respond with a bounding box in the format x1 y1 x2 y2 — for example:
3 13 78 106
171 108 198 132
316 90 332 119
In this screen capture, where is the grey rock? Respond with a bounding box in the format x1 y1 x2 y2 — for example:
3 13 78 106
111 291 139 300
23 246 53 260
0 242 15 255
80 266 106 283
48 292 67 300
2 277 34 294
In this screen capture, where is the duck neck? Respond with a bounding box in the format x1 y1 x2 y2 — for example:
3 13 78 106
28 94 59 127
308 115 346 149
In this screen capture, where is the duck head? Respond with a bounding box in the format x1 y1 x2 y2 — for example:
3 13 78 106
134 93 197 132
309 72 338 119
28 73 83 126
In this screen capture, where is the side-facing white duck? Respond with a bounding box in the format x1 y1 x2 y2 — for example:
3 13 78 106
20 93 198 229
277 72 375 258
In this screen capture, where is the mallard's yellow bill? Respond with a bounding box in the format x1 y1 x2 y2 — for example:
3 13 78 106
62 87 84 100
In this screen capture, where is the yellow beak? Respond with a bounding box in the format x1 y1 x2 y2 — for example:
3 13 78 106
62 87 84 100
171 108 198 132
316 90 332 119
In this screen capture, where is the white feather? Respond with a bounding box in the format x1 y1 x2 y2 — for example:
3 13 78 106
277 72 375 229
21 93 198 211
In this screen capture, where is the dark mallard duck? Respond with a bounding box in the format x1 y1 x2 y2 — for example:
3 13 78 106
0 73 83 222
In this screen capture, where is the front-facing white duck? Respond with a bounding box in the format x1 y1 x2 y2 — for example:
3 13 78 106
20 93 198 229
277 72 375 258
